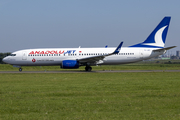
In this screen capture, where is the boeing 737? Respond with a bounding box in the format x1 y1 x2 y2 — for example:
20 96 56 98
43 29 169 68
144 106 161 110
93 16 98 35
3 17 176 72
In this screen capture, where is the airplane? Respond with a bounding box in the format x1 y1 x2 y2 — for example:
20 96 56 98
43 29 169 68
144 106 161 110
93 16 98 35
3 17 176 72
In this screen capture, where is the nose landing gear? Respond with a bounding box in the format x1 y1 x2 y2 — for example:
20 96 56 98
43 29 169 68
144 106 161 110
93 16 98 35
13 65 22 72
19 68 22 72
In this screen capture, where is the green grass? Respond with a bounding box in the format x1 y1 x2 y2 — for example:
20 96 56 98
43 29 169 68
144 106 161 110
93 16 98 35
1 60 180 71
0 73 180 119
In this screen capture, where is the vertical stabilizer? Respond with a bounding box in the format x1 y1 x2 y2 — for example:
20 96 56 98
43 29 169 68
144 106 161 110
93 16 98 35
129 17 171 48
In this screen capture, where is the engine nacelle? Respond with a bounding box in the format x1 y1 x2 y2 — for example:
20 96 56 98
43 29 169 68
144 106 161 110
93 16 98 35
61 60 79 69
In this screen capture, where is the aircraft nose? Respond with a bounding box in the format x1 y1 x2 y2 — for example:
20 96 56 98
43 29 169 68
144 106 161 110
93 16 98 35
2 57 8 63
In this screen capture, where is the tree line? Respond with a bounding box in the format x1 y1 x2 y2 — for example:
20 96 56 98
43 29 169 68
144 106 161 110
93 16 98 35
0 53 11 64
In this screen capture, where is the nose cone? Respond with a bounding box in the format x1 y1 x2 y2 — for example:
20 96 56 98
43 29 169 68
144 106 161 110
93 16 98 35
2 57 8 63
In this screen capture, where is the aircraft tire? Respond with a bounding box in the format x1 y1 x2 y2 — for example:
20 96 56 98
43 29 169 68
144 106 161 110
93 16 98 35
85 67 88 71
85 66 92 71
89 67 92 71
19 68 22 72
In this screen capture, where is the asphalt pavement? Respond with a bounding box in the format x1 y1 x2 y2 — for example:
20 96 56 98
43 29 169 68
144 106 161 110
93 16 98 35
0 70 180 73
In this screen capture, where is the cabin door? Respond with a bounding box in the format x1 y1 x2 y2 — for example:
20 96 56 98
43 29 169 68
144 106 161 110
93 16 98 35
22 51 27 60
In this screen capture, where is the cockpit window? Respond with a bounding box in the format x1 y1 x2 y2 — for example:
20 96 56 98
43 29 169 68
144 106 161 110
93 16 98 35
9 54 16 56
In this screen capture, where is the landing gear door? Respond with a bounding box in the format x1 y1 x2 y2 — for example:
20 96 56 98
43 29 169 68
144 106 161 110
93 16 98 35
22 51 27 60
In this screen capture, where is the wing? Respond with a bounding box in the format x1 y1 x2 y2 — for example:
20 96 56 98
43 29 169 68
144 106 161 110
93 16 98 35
78 42 123 63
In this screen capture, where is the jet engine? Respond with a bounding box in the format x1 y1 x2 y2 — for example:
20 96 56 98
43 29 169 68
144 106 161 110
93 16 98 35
61 60 79 69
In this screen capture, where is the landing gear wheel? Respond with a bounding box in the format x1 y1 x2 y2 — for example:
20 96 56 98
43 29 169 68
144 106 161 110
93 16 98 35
19 68 22 72
85 67 88 71
88 67 92 71
85 66 92 72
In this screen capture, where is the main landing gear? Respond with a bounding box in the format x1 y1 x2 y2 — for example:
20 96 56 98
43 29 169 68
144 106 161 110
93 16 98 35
19 68 22 72
85 66 92 72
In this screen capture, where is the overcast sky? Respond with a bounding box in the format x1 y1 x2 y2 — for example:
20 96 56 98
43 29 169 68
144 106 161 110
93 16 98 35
0 0 180 53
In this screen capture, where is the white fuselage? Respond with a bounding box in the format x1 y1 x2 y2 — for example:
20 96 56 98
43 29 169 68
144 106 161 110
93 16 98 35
2 17 174 71
3 47 164 67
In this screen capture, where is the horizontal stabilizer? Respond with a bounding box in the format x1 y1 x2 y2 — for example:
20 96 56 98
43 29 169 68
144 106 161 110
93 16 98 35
153 46 176 52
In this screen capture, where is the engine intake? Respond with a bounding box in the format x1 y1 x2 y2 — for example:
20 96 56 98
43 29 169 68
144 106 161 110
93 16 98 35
61 60 79 69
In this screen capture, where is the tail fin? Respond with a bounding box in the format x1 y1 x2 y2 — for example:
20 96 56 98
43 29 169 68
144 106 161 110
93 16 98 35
129 17 171 48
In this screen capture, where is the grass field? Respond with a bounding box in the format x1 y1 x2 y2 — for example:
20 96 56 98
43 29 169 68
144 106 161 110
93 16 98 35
0 72 180 119
1 60 180 71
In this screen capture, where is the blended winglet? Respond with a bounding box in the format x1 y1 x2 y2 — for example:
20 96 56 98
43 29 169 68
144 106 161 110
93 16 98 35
113 42 123 54
78 41 124 63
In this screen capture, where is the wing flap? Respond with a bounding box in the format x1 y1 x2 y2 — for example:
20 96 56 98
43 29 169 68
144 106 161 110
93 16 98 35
78 55 106 63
